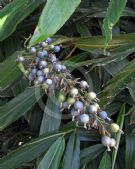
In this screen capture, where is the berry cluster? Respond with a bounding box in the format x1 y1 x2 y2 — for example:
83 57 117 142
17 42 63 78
17 37 123 151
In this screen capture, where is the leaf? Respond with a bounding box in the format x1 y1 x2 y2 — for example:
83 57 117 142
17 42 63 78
0 51 23 92
80 144 105 166
29 0 81 46
112 104 125 169
0 0 44 41
103 0 127 48
37 137 65 169
62 132 80 169
40 94 61 135
98 151 111 169
0 124 75 169
0 86 44 131
100 59 135 107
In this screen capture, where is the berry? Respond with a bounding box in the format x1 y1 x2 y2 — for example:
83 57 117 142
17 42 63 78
42 50 48 57
53 63 62 72
46 37 52 43
61 65 67 71
29 47 36 54
37 70 43 76
71 108 80 121
88 105 98 113
49 54 57 63
62 102 69 109
67 97 75 105
37 51 45 59
54 46 60 53
35 57 40 64
28 74 34 81
74 101 84 111
80 114 90 123
99 111 108 120
39 60 47 68
80 81 89 88
17 55 25 62
43 68 49 74
40 41 48 48
37 76 44 83
93 103 100 109
109 138 116 147
101 136 111 146
31 68 37 75
50 45 54 49
45 79 53 85
58 93 65 102
70 88 78 96
110 123 120 133
87 92 96 100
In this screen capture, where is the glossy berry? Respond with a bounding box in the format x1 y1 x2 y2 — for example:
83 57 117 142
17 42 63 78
37 76 44 83
74 101 84 111
80 81 89 88
110 123 120 133
42 50 48 57
37 70 43 76
71 108 80 121
101 136 111 146
70 88 78 96
40 41 48 48
58 93 65 102
37 51 46 59
39 60 47 68
62 102 69 109
29 47 36 54
54 45 60 53
45 79 53 85
79 114 90 123
46 37 52 43
88 105 98 113
67 97 75 105
17 55 25 62
53 63 62 72
99 111 108 120
109 138 116 147
87 92 96 100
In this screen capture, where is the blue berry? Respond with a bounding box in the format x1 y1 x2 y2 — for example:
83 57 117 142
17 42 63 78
31 68 37 75
37 51 45 59
53 63 62 72
37 70 43 76
35 57 40 64
101 136 111 146
61 65 67 71
99 111 108 120
28 74 34 81
74 101 84 111
46 37 53 43
54 46 60 53
49 54 57 63
62 102 69 109
42 50 48 57
39 61 47 68
88 105 98 113
40 42 48 48
46 79 53 85
37 76 44 83
29 47 36 54
79 114 90 123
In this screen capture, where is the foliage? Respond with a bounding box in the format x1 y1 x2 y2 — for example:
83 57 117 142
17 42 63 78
0 0 135 169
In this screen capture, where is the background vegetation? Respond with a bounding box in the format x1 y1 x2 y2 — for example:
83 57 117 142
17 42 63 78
0 0 135 169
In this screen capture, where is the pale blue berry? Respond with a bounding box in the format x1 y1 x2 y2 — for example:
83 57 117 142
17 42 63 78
79 114 90 123
99 111 108 120
29 47 36 54
17 55 25 62
37 70 43 76
46 79 53 85
62 102 69 109
53 63 62 72
88 105 98 113
37 76 44 83
46 37 52 43
101 136 111 146
39 60 47 68
74 101 84 111
54 46 60 53
28 74 34 81
49 54 57 63
31 68 37 75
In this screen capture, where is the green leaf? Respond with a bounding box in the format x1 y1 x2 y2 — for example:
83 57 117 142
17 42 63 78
40 95 61 135
100 59 135 107
29 0 81 46
0 86 44 131
98 151 111 169
80 144 105 166
103 0 127 48
0 51 22 92
112 104 125 169
62 132 80 169
0 124 75 169
0 0 44 41
37 137 65 169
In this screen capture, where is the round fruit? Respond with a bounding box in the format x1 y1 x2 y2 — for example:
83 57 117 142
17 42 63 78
67 97 75 105
42 50 48 57
58 93 65 102
99 111 108 120
80 114 90 123
109 138 116 147
43 68 49 74
62 102 69 109
46 37 52 43
46 79 53 85
49 54 57 63
61 65 67 71
54 46 60 52
110 123 120 133
37 76 44 83
31 68 37 75
39 60 47 68
29 47 36 54
88 105 98 113
53 63 62 72
101 136 111 146
87 92 96 100
40 42 48 48
37 70 43 76
70 88 78 96
17 55 25 62
80 81 89 88
74 101 84 111
28 74 34 81
37 51 45 59
35 57 40 63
